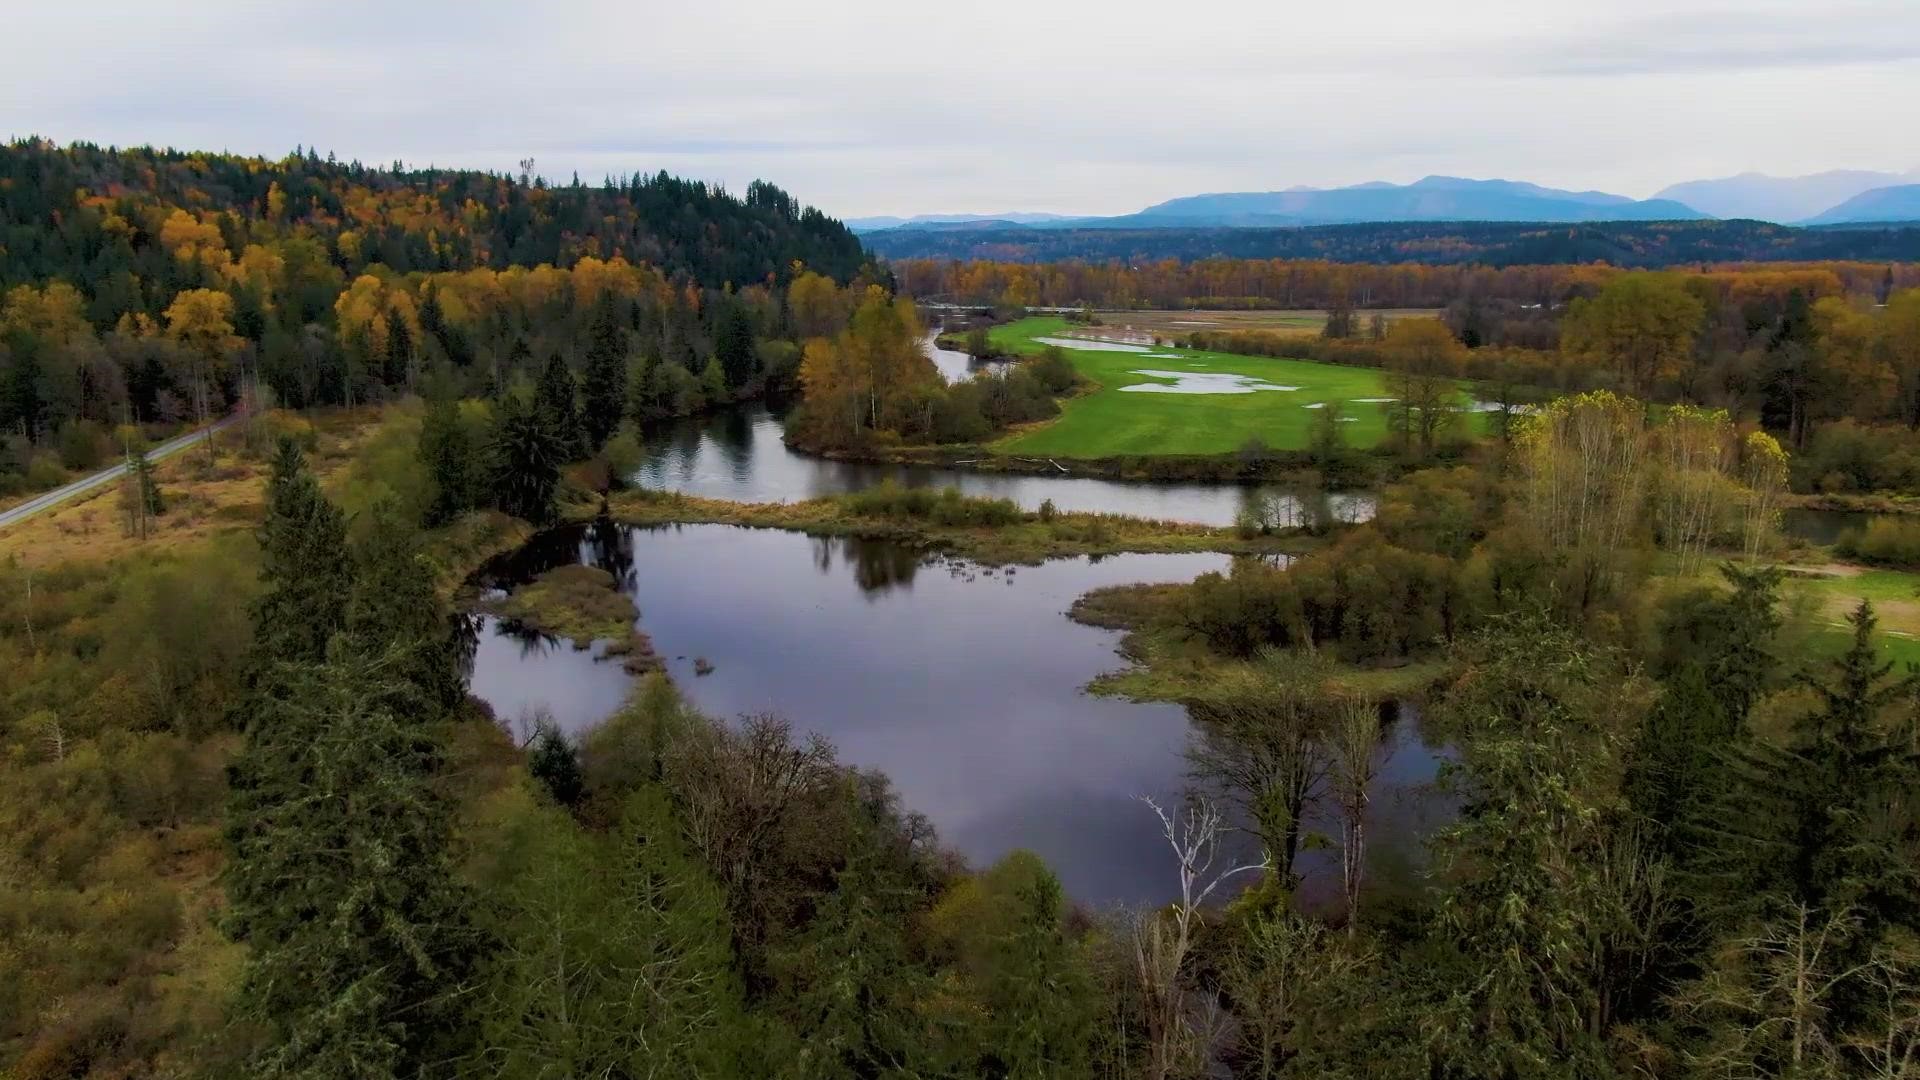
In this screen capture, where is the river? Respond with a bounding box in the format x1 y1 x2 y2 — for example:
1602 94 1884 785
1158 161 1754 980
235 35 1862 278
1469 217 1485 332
470 386 1859 905
465 521 1451 906
633 401 1374 528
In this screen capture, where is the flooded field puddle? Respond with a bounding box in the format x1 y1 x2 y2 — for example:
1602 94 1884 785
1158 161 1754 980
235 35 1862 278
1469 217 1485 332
1033 336 1153 353
1120 370 1301 394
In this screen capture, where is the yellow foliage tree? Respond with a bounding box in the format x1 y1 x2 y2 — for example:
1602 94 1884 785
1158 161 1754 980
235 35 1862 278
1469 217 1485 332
797 287 935 444
1884 288 1920 428
1 282 92 347
1809 297 1894 426
1740 431 1790 562
162 288 240 432
1382 318 1464 456
787 270 846 339
1561 272 1705 398
157 209 230 275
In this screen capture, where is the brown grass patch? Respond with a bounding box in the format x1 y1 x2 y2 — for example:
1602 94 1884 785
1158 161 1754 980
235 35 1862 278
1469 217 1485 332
0 407 394 569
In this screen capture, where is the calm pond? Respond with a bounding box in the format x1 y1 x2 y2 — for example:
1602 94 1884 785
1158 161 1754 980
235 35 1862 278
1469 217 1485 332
466 521 1451 906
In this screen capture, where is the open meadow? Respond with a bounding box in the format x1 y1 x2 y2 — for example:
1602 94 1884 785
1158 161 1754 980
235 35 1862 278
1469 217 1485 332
986 315 1481 457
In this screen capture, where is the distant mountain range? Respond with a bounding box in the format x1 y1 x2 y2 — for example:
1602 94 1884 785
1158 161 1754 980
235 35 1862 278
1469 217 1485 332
860 219 1920 268
1122 176 1704 226
843 211 1072 231
1654 170 1920 224
1801 184 1920 226
853 170 1920 233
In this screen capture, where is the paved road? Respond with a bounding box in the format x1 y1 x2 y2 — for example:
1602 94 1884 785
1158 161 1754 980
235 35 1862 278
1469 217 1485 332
0 416 241 532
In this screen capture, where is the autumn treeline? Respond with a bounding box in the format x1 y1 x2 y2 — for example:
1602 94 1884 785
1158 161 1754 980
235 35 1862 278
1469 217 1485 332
0 138 887 495
1189 269 1920 468
892 256 1918 311
0 139 869 293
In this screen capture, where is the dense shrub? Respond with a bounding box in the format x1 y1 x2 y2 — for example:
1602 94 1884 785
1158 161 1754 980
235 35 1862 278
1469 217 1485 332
55 421 109 471
977 368 1059 428
1028 346 1078 394
1182 532 1460 662
930 382 995 443
1792 420 1920 494
1836 517 1920 568
24 452 67 489
842 482 1024 526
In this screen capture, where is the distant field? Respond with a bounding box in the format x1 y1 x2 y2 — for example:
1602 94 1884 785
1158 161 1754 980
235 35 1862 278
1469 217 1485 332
1790 564 1920 655
987 316 1478 457
1093 308 1441 339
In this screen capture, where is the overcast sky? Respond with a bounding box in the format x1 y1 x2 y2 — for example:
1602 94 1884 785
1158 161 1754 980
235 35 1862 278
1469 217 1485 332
5 0 1916 218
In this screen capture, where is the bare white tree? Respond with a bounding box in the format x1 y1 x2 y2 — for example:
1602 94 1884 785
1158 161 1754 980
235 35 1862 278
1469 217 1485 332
1329 695 1381 933
1673 904 1871 1078
1846 941 1920 1079
1184 654 1332 883
1131 795 1269 1080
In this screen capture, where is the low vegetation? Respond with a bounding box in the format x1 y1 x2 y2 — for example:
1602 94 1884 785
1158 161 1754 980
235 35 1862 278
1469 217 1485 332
605 483 1316 565
487 564 637 644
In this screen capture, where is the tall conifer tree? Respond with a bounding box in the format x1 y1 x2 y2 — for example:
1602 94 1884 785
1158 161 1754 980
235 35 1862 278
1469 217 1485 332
243 438 350 680
581 295 628 450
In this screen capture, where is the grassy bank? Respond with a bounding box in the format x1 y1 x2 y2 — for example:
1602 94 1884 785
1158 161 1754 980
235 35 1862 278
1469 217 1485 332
796 436 1402 484
481 563 665 674
602 485 1319 565
984 316 1486 457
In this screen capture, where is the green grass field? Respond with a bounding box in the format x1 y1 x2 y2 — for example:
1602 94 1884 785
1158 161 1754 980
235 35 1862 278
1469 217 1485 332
1783 565 1920 666
986 316 1475 457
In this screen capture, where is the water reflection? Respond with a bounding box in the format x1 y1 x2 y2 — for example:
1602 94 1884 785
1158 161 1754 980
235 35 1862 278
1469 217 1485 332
634 401 1377 528
810 533 929 595
464 522 1449 905
1779 507 1877 547
925 334 1011 384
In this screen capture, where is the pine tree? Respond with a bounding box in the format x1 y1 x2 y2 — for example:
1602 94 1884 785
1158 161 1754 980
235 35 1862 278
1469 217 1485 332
344 500 462 717
224 653 483 1078
474 787 758 1077
243 438 350 680
1628 564 1781 855
487 392 564 524
700 357 728 406
418 395 477 526
417 283 446 357
774 859 943 1077
1428 617 1619 1077
627 354 660 422
533 352 584 458
119 448 165 538
714 300 757 389
527 722 583 807
1704 601 1920 933
580 296 628 450
978 854 1096 1079
385 306 415 387
1 344 44 440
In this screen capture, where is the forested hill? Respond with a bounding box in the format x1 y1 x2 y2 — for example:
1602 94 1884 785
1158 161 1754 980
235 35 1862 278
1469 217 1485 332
0 139 868 300
862 218 1920 267
0 138 875 448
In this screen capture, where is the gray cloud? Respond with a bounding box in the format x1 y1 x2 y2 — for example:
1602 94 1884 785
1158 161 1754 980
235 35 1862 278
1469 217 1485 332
1511 3 1920 75
3 0 1916 217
